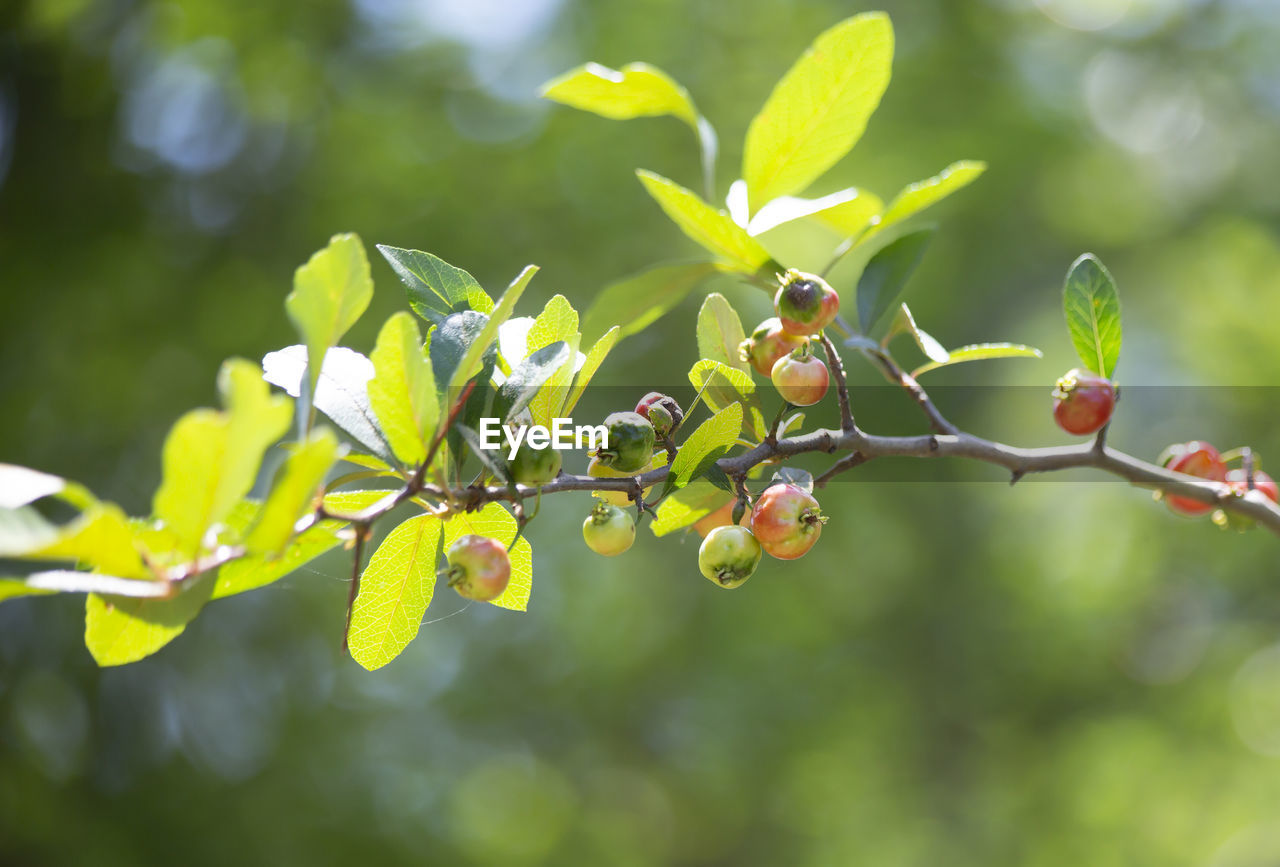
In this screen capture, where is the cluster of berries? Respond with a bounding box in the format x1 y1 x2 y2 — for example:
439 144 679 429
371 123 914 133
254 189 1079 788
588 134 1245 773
739 270 841 407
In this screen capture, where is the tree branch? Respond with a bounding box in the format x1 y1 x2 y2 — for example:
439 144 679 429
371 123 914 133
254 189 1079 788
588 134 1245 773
866 349 958 436
819 333 856 434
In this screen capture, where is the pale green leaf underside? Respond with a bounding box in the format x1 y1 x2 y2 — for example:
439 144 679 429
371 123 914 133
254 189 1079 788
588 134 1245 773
1062 253 1122 378
743 12 894 213
696 293 749 374
348 513 442 671
637 170 773 273
540 62 698 130
911 343 1044 379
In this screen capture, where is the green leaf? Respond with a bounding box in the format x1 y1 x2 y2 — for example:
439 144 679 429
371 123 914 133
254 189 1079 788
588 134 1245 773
376 245 494 324
526 294 578 355
910 342 1044 379
2 503 148 578
286 234 374 397
866 160 986 242
347 513 442 671
580 262 719 344
887 303 948 363
442 503 531 612
263 345 396 463
245 428 341 555
809 190 885 238
687 360 767 441
523 294 580 428
1062 253 1122 378
855 227 935 336
563 327 620 416
742 12 894 212
214 522 344 600
495 341 572 422
154 359 293 551
323 489 396 514
636 170 774 274
429 311 491 403
740 185 883 238
696 293 749 374
540 62 699 130
84 574 215 667
666 404 742 494
369 312 439 466
650 480 732 537
448 266 537 396
0 578 53 604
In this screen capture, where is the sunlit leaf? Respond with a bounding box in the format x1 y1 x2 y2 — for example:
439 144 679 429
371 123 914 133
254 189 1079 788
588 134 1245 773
743 13 894 212
1 502 148 579
263 345 396 463
442 503 531 612
636 170 774 274
696 293 749 374
286 234 373 396
348 513 442 671
369 312 439 466
448 265 537 395
650 480 732 537
687 359 767 440
865 160 986 242
910 342 1044 379
1062 253 1122 378
580 262 719 344
666 404 742 493
744 186 883 238
376 245 494 324
563 326 620 416
245 428 341 555
0 578 53 604
540 62 699 129
154 359 292 551
888 303 949 363
84 574 215 666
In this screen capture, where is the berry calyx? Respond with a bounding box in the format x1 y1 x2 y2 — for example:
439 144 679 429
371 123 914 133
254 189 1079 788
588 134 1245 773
445 535 511 602
771 348 829 406
588 455 656 506
582 502 636 556
509 441 562 487
1052 368 1117 436
697 525 763 589
596 411 656 473
693 500 752 538
1226 468 1279 504
750 483 827 560
1160 441 1227 516
774 269 840 336
634 392 684 437
739 317 809 378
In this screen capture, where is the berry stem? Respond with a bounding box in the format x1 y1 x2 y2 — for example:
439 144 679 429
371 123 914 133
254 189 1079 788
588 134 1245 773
818 332 855 434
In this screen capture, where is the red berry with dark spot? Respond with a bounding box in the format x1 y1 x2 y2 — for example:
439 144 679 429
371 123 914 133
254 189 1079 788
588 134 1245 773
1161 441 1227 516
774 270 840 336
634 392 683 437
1051 368 1116 436
750 483 827 560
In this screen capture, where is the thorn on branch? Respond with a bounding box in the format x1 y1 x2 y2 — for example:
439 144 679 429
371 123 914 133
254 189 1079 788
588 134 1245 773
1010 469 1025 486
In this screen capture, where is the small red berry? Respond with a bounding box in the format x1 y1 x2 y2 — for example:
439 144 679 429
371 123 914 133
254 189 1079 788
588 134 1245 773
1226 468 1279 504
750 483 827 560
1051 368 1116 436
634 392 683 437
445 535 511 601
739 317 808 378
771 350 829 407
774 270 840 336
1161 441 1227 516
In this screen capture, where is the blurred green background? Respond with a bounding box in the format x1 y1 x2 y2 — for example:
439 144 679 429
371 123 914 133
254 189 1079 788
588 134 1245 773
5 0 1280 863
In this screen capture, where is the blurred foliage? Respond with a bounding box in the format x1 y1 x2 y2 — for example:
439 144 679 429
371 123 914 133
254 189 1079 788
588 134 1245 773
4 0 1280 863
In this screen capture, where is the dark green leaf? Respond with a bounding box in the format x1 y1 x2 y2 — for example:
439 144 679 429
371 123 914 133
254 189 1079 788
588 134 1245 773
376 245 494 324
454 424 510 484
771 467 814 493
856 227 935 336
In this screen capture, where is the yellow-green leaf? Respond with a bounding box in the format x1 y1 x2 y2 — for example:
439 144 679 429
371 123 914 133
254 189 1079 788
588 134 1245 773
84 574 215 667
865 160 985 242
369 312 439 466
348 513 442 671
564 326 620 416
245 428 341 555
688 359 768 441
696 293 749 374
743 13 894 212
636 170 773 274
911 343 1043 379
286 233 374 395
580 262 719 345
442 503 531 612
650 480 732 537
540 62 698 130
448 265 537 395
667 403 742 492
